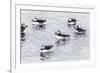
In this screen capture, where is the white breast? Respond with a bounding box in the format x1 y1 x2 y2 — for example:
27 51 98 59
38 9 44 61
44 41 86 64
32 22 40 25
23 29 27 33
55 35 64 40
68 22 75 25
75 30 85 34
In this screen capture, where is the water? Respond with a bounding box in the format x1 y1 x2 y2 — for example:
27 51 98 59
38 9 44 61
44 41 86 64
21 10 90 63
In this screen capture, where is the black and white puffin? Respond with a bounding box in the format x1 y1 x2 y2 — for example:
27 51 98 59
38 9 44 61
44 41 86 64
54 30 71 40
73 25 86 33
32 17 46 26
21 23 28 34
40 45 54 53
67 17 77 25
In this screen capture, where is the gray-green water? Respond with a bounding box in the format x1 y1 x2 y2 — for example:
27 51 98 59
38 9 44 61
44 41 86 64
21 10 90 63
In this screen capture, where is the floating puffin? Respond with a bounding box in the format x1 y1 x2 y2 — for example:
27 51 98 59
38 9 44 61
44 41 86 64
21 23 28 34
54 30 71 40
40 45 54 53
32 17 46 26
73 25 86 33
67 17 77 26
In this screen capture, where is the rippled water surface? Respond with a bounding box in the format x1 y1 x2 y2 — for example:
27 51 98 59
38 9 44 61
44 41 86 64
20 10 90 63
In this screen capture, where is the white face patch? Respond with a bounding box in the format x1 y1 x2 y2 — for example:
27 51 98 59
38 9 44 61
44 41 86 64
68 18 72 21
